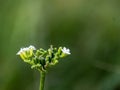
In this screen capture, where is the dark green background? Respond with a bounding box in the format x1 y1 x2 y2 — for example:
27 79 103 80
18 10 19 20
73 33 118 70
0 0 120 90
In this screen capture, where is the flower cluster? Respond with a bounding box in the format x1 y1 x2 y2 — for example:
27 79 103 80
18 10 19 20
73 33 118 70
17 45 71 72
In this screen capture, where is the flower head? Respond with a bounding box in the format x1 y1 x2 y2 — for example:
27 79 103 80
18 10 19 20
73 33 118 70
62 47 71 55
17 45 71 72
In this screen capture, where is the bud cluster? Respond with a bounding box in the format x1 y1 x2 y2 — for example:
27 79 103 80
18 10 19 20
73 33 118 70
17 45 71 72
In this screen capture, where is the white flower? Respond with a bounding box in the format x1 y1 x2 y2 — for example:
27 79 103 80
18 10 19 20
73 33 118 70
16 45 36 60
17 45 36 55
17 48 23 55
28 45 36 50
62 47 71 55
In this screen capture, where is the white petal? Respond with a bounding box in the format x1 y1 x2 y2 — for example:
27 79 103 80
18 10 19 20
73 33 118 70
29 45 36 50
62 47 71 55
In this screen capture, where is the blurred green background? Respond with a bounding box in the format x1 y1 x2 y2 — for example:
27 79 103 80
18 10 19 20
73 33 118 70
1 0 120 90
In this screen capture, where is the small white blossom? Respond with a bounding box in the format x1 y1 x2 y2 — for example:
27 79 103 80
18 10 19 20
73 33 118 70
62 47 71 55
28 45 36 50
16 45 36 55
16 45 36 60
17 48 25 55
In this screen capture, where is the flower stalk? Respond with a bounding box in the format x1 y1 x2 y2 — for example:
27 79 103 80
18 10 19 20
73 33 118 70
39 71 46 90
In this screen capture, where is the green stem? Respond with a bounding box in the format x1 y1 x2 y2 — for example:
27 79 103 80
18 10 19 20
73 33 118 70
39 71 46 90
